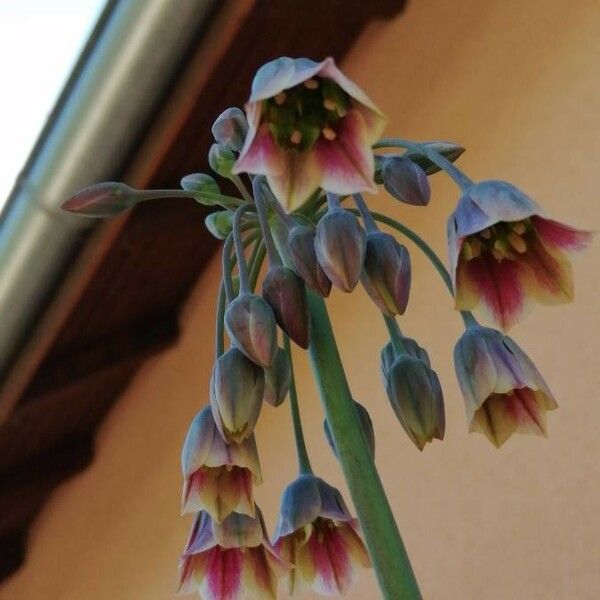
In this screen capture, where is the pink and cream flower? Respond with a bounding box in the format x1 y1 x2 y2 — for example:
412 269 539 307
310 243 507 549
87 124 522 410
454 325 558 447
181 407 262 522
447 180 592 330
233 57 387 212
178 509 287 600
272 474 370 596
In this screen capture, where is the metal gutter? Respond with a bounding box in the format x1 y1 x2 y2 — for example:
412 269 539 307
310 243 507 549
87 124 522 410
0 0 217 381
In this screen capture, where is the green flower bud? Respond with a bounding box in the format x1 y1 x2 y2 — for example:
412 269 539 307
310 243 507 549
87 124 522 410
263 347 291 407
205 210 233 239
361 232 411 316
211 107 248 152
180 173 221 205
225 293 278 368
315 208 366 293
209 143 237 178
262 266 310 349
324 400 375 459
210 347 264 443
287 224 332 297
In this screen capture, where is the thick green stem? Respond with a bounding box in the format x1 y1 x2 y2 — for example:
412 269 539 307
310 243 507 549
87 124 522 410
283 335 313 475
307 289 421 600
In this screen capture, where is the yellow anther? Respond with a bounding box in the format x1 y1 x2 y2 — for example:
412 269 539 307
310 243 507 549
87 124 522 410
290 130 303 145
493 239 517 260
511 221 526 235
507 232 527 254
304 78 319 90
274 92 287 105
492 248 504 261
480 228 492 239
322 127 337 141
323 98 337 111
470 238 482 258
462 240 474 261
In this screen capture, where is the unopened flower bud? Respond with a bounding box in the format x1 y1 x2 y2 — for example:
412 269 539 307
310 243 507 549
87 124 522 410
180 173 220 205
204 210 233 239
385 355 445 451
382 156 431 206
381 337 430 380
208 143 236 178
211 107 248 152
262 266 310 349
361 232 411 316
263 347 291 407
315 208 366 292
324 400 375 459
61 181 139 217
287 224 332 297
210 347 265 443
225 293 278 367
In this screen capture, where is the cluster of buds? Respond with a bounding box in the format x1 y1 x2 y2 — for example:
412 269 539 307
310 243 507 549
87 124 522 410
61 56 591 599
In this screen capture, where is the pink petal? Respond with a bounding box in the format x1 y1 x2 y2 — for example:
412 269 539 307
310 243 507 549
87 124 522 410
242 547 281 599
233 119 285 178
200 547 243 600
456 254 526 330
532 216 593 252
314 109 377 196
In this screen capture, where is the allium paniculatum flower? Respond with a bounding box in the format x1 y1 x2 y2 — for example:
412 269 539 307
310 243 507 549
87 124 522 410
448 180 592 330
272 474 370 596
179 510 287 600
454 325 558 447
233 57 386 211
181 407 262 522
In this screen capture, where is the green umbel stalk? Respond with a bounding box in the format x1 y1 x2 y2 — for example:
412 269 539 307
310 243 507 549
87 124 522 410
307 289 421 600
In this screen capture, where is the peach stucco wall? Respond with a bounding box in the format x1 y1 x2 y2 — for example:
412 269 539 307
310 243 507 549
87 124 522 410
2 0 599 598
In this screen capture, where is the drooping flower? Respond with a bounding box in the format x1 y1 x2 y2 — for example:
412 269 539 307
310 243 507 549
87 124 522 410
181 407 262 522
178 509 287 600
448 180 592 330
272 474 370 596
233 57 386 211
454 325 558 447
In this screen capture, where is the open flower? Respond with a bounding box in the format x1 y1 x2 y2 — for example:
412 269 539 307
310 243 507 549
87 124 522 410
181 407 262 522
447 180 592 330
233 57 386 211
178 509 287 600
272 474 370 596
454 325 558 447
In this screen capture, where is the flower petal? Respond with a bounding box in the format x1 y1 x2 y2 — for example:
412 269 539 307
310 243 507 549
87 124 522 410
200 547 243 600
532 216 593 252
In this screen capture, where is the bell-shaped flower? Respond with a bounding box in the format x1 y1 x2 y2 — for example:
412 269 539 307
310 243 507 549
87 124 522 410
233 56 386 211
361 231 411 316
448 180 592 330
272 474 370 596
178 509 287 599
210 348 264 443
181 407 262 522
383 340 445 451
262 265 310 349
315 207 366 292
454 325 558 447
225 293 278 367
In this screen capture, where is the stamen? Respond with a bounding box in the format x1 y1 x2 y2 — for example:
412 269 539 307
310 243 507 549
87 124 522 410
323 98 337 111
493 239 517 260
304 78 319 90
322 127 337 141
492 248 504 261
462 240 474 261
507 232 527 253
512 221 526 235
274 92 287 105
470 238 482 258
480 228 492 239
290 130 303 145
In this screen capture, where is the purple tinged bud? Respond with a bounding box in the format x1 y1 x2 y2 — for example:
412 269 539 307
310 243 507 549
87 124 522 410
211 107 249 152
263 347 291 407
382 156 431 206
225 293 278 367
204 210 233 240
262 266 310 349
361 232 411 316
210 347 264 443
315 208 366 292
61 181 138 217
324 400 375 459
385 355 445 451
208 143 236 178
287 224 332 297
